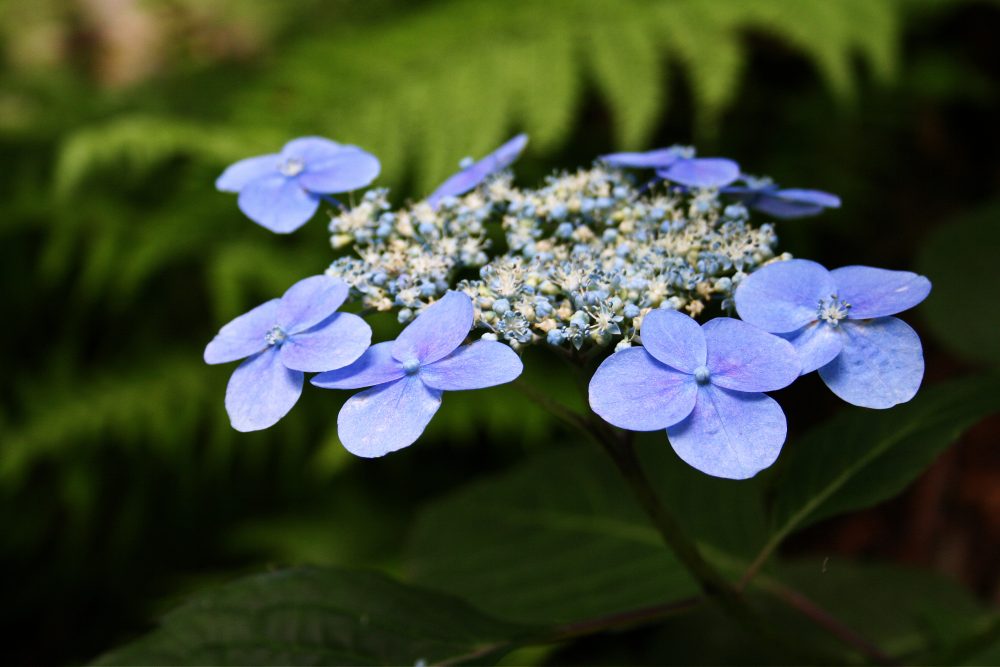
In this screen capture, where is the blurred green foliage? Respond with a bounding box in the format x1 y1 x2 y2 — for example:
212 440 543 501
1 0 999 664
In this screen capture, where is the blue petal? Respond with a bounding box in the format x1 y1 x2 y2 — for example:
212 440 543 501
780 321 844 375
750 189 841 219
297 147 381 194
599 148 683 169
658 158 740 188
280 313 371 373
735 259 837 333
281 136 346 164
428 134 528 206
776 188 841 208
589 347 698 431
639 308 705 373
225 347 303 432
204 298 280 364
667 385 786 480
337 377 442 457
216 154 280 192
237 174 321 233
818 317 924 409
278 275 348 334
702 318 800 392
312 342 405 389
392 291 473 365
831 266 932 319
420 340 523 390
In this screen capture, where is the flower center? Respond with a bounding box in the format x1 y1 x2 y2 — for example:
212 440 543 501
264 325 288 346
817 295 851 326
693 365 711 385
402 358 421 375
278 157 305 177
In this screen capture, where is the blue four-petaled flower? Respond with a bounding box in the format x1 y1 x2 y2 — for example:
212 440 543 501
312 291 523 457
600 146 741 189
735 259 931 408
427 134 529 208
217 136 380 233
204 275 372 431
722 177 841 219
589 309 800 479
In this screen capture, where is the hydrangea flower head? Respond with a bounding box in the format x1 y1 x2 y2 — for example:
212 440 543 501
204 275 372 431
312 291 523 457
735 259 931 408
589 309 800 479
216 137 380 233
427 134 529 208
723 176 841 219
600 146 740 189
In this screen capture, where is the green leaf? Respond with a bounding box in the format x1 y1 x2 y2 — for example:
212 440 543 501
770 374 1000 542
917 200 1000 366
407 442 767 625
94 567 533 666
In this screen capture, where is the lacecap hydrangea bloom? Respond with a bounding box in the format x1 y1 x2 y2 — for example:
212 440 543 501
204 275 371 431
735 259 931 408
207 134 930 479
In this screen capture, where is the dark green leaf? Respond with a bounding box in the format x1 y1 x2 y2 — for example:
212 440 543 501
407 442 767 625
770 375 1000 541
94 567 532 666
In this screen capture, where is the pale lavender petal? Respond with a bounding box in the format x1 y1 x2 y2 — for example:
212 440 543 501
279 313 371 373
589 348 698 431
216 154 281 192
818 317 924 409
225 347 303 432
281 136 345 163
703 318 800 392
774 188 841 208
278 275 348 334
204 298 280 364
311 342 405 389
659 158 740 188
237 174 320 233
667 385 786 480
831 266 932 319
780 321 844 375
600 148 682 169
337 377 442 457
419 340 523 391
639 308 705 374
735 259 837 333
428 134 528 206
392 291 473 365
297 148 381 193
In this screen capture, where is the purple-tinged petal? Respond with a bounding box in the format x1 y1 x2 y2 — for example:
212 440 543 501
775 189 841 208
751 189 836 219
280 313 371 373
204 298 280 364
600 148 683 169
312 342 405 389
831 266 932 319
337 377 442 457
280 136 345 163
278 275 348 334
780 321 844 375
420 340 523 391
298 148 381 193
225 347 303 432
818 317 924 409
216 154 281 192
735 259 837 333
589 347 698 431
237 174 320 233
703 318 800 392
639 308 706 373
428 134 528 206
667 385 786 480
658 158 740 188
392 291 473 365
